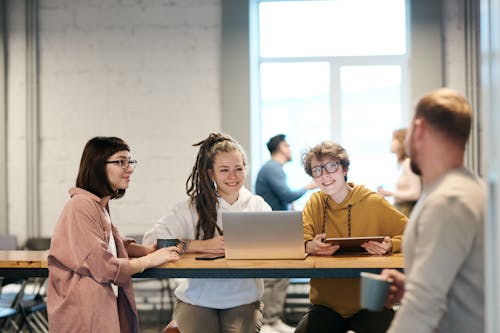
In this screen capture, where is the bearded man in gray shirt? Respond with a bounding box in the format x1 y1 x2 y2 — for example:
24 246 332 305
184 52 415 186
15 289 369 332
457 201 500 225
382 88 485 333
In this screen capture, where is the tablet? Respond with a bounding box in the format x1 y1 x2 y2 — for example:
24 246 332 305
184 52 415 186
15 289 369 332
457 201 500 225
323 236 385 253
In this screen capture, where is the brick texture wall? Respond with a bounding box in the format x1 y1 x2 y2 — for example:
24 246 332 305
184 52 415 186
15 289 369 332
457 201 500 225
7 0 222 242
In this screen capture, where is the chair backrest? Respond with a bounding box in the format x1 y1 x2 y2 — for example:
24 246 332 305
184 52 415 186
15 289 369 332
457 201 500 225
0 234 17 250
126 234 143 245
23 237 51 250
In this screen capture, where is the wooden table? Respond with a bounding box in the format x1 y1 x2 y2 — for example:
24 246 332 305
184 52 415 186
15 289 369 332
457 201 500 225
0 251 403 278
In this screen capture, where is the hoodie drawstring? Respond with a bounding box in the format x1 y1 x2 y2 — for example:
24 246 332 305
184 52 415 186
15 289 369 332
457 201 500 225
347 204 352 237
322 198 353 237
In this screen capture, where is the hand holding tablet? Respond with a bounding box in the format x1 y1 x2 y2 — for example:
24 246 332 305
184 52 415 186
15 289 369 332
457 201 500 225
323 236 385 254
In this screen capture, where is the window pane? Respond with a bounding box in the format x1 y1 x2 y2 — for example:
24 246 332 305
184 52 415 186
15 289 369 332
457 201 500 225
260 62 330 208
340 65 402 191
259 0 406 57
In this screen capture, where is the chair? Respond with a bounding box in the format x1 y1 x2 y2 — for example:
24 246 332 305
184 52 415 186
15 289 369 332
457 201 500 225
10 237 51 332
23 237 51 251
283 278 311 326
126 234 144 244
0 234 17 250
1 277 48 333
0 307 19 332
17 278 49 333
0 278 20 332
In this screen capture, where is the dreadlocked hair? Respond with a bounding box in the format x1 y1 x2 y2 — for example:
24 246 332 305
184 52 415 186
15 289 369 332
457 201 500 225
185 133 247 240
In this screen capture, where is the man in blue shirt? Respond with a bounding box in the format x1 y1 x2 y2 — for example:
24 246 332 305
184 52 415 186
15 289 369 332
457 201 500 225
256 134 316 211
256 134 316 333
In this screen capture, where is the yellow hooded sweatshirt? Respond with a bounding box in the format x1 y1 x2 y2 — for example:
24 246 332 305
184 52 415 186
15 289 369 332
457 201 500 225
303 182 407 317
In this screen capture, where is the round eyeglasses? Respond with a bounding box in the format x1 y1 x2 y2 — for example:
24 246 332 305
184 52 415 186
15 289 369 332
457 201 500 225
311 161 340 178
106 159 138 170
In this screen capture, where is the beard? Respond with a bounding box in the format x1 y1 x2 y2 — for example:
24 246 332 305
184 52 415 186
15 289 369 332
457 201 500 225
410 158 422 176
407 136 422 176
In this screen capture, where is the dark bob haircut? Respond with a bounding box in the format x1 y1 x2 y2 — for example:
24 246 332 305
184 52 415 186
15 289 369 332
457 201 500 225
76 137 130 200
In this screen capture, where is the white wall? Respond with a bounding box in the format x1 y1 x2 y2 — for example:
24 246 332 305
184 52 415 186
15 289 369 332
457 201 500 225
7 0 222 241
481 0 500 330
3 0 482 244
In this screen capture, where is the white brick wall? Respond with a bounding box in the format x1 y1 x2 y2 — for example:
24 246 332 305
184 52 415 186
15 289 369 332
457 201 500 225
7 0 29 241
7 0 222 242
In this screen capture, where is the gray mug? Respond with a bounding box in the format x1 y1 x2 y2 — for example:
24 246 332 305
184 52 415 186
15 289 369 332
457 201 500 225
157 238 181 249
360 272 393 312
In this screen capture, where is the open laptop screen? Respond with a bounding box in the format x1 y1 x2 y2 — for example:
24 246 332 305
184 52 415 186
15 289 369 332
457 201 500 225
222 211 306 260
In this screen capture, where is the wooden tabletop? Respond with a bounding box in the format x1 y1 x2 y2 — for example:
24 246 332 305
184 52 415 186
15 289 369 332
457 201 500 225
0 250 49 268
0 251 403 278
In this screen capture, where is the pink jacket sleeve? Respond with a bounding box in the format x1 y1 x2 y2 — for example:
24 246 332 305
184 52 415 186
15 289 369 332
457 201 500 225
49 193 131 287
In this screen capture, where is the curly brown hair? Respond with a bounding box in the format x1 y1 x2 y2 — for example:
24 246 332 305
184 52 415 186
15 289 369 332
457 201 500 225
301 141 350 181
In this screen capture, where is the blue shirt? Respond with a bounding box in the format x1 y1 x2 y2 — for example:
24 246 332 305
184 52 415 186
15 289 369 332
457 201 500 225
255 159 306 211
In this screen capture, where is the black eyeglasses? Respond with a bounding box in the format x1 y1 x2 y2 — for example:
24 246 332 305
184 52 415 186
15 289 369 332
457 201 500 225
106 159 138 170
311 161 340 178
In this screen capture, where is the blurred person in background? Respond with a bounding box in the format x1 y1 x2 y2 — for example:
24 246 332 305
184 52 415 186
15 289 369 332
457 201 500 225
378 128 421 217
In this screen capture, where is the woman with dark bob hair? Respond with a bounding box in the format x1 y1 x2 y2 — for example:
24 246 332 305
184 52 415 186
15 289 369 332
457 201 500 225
296 140 408 333
47 137 180 333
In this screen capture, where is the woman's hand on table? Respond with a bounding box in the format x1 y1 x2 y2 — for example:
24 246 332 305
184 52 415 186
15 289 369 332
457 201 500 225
132 246 180 274
126 242 156 258
204 236 225 254
361 236 392 255
147 246 180 267
306 233 339 256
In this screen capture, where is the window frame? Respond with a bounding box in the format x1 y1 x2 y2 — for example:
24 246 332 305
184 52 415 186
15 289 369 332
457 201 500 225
250 0 410 195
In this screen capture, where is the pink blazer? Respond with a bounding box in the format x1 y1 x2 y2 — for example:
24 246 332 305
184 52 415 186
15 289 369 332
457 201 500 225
48 187 139 333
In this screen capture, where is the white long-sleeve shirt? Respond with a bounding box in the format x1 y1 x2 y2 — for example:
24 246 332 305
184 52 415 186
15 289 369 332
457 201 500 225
143 187 271 309
388 168 484 333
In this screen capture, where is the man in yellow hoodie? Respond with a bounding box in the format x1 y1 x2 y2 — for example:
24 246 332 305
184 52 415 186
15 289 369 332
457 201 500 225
295 141 408 333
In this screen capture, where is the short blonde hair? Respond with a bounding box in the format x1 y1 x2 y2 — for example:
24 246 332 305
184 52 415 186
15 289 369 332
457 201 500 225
415 88 472 148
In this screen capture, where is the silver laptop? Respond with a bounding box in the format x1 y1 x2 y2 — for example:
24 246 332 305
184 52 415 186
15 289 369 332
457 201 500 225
222 211 306 259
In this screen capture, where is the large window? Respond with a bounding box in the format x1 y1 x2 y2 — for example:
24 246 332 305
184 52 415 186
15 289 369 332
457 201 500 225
252 0 409 209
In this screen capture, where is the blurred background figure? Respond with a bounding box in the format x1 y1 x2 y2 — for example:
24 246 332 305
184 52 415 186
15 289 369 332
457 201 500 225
378 128 421 217
255 134 316 333
256 134 317 211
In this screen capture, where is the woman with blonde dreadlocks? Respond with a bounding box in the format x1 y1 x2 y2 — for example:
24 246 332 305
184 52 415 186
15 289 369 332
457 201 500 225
295 141 407 333
143 133 270 333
